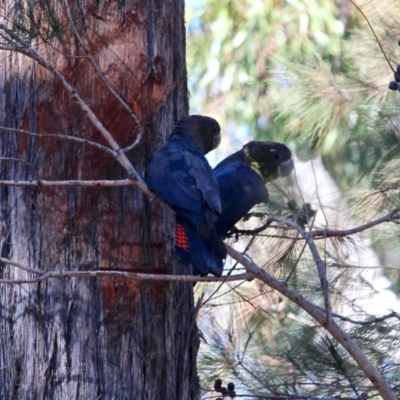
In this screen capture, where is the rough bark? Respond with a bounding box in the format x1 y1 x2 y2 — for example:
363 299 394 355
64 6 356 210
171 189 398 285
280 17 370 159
0 1 198 399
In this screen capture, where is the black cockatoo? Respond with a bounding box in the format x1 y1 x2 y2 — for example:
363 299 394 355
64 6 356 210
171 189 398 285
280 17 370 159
213 141 294 236
147 115 226 276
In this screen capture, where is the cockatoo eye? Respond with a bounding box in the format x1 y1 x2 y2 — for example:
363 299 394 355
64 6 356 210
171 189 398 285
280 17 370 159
273 152 281 160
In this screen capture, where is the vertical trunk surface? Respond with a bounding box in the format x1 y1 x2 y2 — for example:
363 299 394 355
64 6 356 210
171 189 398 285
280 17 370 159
0 1 198 399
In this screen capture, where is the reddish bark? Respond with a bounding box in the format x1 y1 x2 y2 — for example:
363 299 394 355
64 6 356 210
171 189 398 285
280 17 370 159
0 1 198 399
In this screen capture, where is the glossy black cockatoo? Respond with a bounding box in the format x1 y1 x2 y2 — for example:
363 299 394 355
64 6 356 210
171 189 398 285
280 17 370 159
213 141 294 236
147 115 226 277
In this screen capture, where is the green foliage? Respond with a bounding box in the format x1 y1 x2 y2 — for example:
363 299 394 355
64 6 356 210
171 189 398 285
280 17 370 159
187 0 400 163
188 0 400 398
196 223 400 398
187 0 346 136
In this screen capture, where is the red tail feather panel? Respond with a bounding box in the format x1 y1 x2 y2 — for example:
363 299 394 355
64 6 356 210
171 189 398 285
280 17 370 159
175 223 189 252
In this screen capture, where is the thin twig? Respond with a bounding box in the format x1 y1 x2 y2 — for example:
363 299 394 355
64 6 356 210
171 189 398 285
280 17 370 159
284 235 306 283
333 311 400 325
268 214 332 324
0 157 40 181
230 206 400 240
0 257 41 274
63 0 143 150
0 178 134 187
307 159 331 321
0 125 116 156
311 206 400 238
349 0 395 73
201 235 256 308
0 269 252 285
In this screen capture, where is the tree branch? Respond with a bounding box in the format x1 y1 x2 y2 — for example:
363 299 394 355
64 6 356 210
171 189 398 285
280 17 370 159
311 205 400 238
0 178 135 187
234 206 400 240
0 23 154 199
0 255 253 283
225 244 396 400
0 157 41 180
333 311 400 325
268 215 332 323
0 125 116 156
0 269 253 285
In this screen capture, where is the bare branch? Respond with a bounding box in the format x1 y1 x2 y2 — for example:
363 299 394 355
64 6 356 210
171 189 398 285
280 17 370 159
311 205 400 238
234 205 400 240
0 178 135 187
229 205 400 328
333 311 400 325
0 269 252 285
0 44 20 52
0 125 116 156
225 244 396 400
0 157 40 180
0 255 253 284
0 257 41 274
0 22 154 199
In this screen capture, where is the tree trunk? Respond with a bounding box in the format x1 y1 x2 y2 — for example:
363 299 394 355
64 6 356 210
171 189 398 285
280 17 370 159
0 1 199 399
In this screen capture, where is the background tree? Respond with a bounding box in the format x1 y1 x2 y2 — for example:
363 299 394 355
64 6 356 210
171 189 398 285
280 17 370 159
0 1 200 399
186 0 400 398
